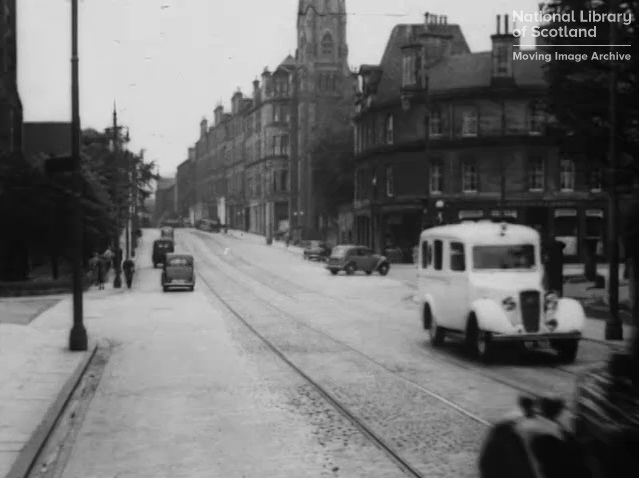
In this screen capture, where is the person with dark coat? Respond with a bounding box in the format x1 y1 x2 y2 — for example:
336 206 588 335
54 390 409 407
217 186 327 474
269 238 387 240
122 257 135 289
95 256 106 290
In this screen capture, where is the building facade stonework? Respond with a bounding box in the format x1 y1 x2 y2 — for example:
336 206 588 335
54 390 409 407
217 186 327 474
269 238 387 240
352 13 610 263
182 0 353 241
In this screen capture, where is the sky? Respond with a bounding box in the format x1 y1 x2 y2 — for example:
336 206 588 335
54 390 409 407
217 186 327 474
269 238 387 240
18 0 540 177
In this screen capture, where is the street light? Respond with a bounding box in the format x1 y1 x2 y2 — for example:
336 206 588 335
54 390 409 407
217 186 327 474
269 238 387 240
69 0 88 351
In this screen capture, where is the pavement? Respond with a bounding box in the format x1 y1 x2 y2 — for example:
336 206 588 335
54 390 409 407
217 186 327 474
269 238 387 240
0 241 139 478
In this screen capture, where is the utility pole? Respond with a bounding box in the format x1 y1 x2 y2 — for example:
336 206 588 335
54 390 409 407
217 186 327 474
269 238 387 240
125 149 131 259
289 66 300 240
69 0 87 351
606 0 622 340
112 105 122 288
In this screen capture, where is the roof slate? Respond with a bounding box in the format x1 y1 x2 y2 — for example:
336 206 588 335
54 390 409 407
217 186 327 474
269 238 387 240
374 24 547 104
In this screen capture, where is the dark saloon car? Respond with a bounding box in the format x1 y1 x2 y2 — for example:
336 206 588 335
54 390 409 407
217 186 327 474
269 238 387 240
152 239 174 268
303 241 331 262
325 245 390 276
161 253 195 292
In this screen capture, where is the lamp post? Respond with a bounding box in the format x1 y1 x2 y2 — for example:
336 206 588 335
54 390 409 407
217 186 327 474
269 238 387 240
69 0 87 351
605 0 623 340
112 107 122 289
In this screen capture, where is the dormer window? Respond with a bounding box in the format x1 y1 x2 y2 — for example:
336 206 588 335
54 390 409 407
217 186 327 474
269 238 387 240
429 109 442 137
496 45 508 74
461 109 478 137
385 114 394 144
528 101 545 135
321 32 334 56
401 53 417 87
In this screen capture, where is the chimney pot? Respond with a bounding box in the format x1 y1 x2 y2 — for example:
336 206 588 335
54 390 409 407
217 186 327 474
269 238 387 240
424 12 429 24
504 14 509 34
496 15 501 34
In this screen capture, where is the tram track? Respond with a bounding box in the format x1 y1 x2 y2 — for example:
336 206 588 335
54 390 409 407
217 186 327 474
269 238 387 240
180 231 615 475
184 240 484 477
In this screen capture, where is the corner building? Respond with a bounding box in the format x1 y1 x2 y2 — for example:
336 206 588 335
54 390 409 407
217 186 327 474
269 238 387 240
352 13 608 263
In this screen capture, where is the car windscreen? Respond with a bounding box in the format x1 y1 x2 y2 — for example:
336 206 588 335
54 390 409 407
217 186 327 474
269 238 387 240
167 257 192 266
472 244 536 270
331 246 349 257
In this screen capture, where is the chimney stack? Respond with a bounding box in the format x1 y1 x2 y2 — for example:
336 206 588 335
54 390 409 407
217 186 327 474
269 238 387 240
504 14 509 34
496 15 501 34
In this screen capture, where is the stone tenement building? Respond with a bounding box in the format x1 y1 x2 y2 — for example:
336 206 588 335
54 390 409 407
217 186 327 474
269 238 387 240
0 0 22 154
352 13 610 263
179 0 354 239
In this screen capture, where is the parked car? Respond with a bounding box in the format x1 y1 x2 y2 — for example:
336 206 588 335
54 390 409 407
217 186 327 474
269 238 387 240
161 253 195 292
303 241 331 261
417 221 585 362
325 245 390 276
152 238 174 268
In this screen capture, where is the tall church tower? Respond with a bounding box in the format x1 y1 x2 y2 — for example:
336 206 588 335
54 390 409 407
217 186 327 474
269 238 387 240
292 0 352 239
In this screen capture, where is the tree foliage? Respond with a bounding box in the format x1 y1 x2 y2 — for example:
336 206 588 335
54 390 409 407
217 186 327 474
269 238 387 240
309 96 355 218
311 122 355 218
543 0 639 178
0 128 157 281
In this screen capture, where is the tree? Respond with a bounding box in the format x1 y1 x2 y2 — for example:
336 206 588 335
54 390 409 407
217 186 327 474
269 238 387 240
308 94 355 224
311 127 354 218
543 0 639 328
0 127 157 281
543 0 639 179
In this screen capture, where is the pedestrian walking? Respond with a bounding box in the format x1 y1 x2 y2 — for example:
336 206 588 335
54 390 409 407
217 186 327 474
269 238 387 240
103 246 114 275
88 252 100 286
95 256 106 290
122 256 135 289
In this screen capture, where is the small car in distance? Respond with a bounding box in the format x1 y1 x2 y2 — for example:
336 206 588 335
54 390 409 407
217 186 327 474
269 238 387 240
303 241 331 262
152 238 174 268
325 245 390 276
417 222 585 363
160 226 174 240
162 253 195 292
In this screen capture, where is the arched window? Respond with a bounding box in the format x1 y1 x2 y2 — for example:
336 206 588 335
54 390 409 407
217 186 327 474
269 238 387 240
321 32 334 56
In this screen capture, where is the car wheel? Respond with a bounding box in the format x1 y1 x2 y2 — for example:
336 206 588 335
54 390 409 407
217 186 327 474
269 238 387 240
466 315 492 362
554 339 579 363
162 286 168 292
329 269 338 275
378 263 389 276
345 263 356 275
427 308 445 347
189 286 194 292
365 270 372 275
